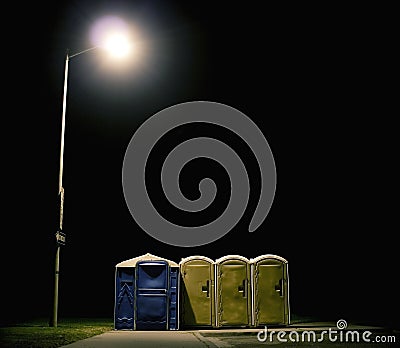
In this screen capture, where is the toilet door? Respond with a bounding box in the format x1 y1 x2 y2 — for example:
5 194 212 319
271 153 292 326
253 258 289 325
216 258 251 327
180 257 214 327
135 261 169 330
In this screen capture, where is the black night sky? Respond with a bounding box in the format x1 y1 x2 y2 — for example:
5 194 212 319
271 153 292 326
3 1 398 329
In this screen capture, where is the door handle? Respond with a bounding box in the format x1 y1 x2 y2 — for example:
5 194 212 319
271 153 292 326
275 279 283 297
201 280 210 297
238 279 247 298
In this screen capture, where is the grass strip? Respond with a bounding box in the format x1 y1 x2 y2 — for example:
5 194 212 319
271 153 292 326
0 318 113 348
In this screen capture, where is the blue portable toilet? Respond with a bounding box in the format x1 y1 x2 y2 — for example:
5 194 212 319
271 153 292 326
114 253 179 330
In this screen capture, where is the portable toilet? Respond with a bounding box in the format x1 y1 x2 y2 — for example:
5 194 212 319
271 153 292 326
215 255 252 327
250 254 290 326
179 256 215 328
114 253 179 330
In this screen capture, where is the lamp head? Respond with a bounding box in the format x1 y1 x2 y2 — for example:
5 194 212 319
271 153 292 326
90 16 133 59
103 32 132 58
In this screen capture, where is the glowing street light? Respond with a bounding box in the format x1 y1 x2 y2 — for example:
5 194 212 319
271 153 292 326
104 32 132 58
51 19 132 328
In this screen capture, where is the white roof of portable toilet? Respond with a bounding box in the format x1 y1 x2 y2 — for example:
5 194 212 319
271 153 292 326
250 254 288 264
179 255 214 265
115 253 179 268
215 254 250 264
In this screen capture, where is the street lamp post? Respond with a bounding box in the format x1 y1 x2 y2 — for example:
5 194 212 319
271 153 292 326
51 47 99 328
51 32 132 327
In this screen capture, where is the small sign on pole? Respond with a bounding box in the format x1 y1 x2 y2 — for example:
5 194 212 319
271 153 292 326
56 231 66 246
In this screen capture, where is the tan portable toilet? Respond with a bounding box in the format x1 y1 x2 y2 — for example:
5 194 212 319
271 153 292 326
250 254 290 326
179 256 215 327
215 255 251 327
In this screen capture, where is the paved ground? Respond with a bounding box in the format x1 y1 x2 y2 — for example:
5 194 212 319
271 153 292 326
61 322 399 348
61 330 217 348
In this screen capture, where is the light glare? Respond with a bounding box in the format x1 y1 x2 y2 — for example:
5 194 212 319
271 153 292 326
104 33 132 58
90 16 133 59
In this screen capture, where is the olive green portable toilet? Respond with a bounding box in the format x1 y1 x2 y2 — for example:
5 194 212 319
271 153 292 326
215 255 251 327
179 256 215 328
250 254 290 326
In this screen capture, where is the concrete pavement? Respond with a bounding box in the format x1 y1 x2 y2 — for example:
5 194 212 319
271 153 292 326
61 330 219 348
